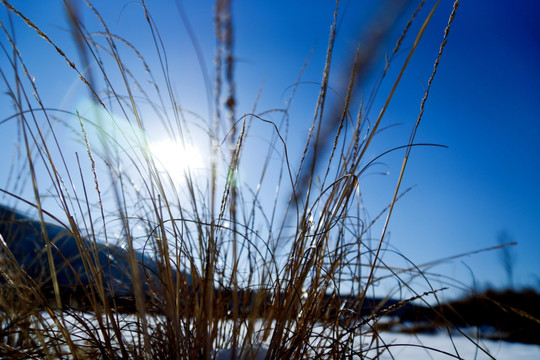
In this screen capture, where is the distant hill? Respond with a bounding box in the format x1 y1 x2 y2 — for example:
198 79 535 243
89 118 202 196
0 205 173 309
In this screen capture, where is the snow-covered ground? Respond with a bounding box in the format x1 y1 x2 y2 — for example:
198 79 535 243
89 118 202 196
214 333 540 360
24 312 540 359
214 331 540 359
368 332 540 360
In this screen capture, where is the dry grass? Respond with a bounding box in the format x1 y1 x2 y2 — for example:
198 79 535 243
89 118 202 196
0 0 508 359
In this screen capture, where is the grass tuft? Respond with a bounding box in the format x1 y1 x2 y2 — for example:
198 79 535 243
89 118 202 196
0 0 520 359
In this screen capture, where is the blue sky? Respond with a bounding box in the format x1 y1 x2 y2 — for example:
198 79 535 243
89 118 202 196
1 0 539 300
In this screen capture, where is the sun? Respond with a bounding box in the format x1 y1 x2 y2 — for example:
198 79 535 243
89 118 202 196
149 139 204 183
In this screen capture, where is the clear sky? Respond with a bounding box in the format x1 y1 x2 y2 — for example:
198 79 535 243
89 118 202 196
1 0 539 300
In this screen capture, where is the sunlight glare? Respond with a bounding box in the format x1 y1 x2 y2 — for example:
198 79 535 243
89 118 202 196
149 139 204 183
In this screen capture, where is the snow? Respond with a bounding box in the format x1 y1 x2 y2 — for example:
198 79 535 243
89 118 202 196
368 331 540 359
214 327 540 359
17 312 540 359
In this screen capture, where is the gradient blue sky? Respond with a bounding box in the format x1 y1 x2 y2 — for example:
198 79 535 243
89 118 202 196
1 0 539 299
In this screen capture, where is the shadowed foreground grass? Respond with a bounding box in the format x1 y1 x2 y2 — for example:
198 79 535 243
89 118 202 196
2 0 530 359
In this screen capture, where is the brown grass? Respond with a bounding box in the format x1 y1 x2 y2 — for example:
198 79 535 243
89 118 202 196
0 0 506 359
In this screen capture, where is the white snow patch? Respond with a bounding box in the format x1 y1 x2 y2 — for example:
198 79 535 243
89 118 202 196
12 312 540 359
368 331 540 360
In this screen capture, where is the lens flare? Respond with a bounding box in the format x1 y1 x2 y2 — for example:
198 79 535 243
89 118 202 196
149 139 203 183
